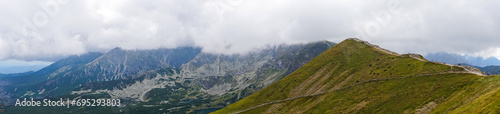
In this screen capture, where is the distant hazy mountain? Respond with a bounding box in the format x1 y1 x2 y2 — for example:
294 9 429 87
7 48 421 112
478 66 500 75
459 63 500 75
0 60 53 74
0 71 34 77
424 52 500 67
0 65 46 74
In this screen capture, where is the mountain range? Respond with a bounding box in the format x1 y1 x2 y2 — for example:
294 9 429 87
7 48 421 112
0 41 335 113
2 38 500 113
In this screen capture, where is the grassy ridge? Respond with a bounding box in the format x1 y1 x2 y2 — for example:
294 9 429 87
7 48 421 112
244 73 478 113
214 39 500 113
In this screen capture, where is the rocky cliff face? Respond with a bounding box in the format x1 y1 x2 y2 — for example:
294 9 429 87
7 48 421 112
82 47 201 81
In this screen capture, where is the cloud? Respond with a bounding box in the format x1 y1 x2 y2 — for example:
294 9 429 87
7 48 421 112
363 0 500 58
0 36 10 60
0 0 499 61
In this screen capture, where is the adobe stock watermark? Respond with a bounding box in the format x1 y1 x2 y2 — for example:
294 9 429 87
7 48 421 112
354 0 413 40
21 0 69 39
211 0 243 21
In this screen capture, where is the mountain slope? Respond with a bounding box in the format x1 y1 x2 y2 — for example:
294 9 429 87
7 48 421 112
215 38 500 113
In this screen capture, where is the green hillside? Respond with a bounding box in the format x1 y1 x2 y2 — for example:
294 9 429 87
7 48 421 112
214 38 500 113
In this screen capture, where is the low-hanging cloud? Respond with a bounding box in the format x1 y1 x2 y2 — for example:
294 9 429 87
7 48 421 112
0 0 499 61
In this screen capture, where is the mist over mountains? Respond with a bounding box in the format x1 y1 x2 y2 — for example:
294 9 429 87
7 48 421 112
1 1 500 62
0 60 53 74
425 52 500 67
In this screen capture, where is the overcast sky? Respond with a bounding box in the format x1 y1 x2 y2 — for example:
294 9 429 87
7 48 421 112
0 0 499 62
